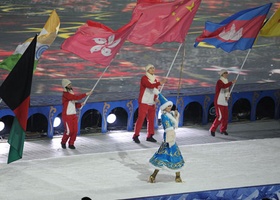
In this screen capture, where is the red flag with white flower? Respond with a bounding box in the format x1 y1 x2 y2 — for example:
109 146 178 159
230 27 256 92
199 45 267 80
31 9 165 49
61 19 138 66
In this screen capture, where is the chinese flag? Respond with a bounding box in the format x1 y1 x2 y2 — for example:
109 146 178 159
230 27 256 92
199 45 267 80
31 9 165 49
128 0 201 46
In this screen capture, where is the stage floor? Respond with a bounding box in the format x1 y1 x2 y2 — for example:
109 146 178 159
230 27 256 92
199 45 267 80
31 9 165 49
0 119 279 200
1 2 280 199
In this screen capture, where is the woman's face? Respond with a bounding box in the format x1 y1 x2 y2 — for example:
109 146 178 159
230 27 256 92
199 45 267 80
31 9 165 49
165 105 172 112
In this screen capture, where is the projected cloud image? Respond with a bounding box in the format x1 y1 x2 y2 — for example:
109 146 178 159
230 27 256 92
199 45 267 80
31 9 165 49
0 0 279 106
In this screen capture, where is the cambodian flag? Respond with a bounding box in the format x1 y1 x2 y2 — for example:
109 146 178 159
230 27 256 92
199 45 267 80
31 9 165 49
194 3 272 53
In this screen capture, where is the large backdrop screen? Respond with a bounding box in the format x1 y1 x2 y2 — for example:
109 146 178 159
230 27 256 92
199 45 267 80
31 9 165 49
0 0 279 106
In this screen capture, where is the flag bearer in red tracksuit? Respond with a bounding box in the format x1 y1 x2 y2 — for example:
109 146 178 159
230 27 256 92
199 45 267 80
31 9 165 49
132 64 167 144
61 79 92 149
210 69 236 137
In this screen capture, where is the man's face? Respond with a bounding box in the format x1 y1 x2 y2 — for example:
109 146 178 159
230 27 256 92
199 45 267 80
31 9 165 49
147 67 155 75
222 71 228 78
66 84 73 91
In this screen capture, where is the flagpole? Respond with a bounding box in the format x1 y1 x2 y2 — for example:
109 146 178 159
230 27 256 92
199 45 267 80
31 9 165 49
229 8 269 95
229 48 252 94
76 65 110 126
160 43 183 93
82 65 110 107
176 42 186 107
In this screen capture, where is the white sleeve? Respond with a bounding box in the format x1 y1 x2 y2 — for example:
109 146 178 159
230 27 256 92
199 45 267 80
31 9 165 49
166 129 176 147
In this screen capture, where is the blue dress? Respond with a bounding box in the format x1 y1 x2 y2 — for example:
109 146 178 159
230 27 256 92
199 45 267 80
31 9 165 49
149 112 185 170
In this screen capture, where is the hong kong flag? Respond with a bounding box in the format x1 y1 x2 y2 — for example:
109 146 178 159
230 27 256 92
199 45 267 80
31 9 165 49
0 35 37 164
61 18 139 66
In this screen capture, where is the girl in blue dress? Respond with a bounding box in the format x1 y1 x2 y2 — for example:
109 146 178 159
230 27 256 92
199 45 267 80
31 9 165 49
149 93 185 183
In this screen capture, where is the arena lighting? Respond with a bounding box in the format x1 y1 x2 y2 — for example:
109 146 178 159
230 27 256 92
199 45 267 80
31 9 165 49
107 114 116 124
53 117 61 128
0 121 4 132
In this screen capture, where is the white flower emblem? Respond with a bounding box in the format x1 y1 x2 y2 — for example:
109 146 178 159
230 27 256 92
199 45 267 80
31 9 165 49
90 34 121 57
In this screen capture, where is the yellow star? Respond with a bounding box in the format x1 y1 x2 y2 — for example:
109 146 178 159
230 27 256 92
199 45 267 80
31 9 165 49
172 12 176 16
186 2 194 11
176 17 180 22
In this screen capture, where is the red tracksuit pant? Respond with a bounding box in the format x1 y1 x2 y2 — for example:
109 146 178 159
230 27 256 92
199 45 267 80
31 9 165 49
210 104 229 133
61 114 78 145
134 103 155 138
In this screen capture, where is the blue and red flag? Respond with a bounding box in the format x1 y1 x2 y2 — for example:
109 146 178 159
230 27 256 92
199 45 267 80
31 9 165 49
194 3 272 53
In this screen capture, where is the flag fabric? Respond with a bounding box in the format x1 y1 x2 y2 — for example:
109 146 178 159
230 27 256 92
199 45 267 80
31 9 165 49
127 0 201 46
259 7 280 37
0 35 37 164
137 0 166 3
194 3 272 53
0 10 60 71
61 18 139 66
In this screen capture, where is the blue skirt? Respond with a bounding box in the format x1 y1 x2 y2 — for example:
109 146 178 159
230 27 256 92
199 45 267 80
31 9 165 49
149 142 185 170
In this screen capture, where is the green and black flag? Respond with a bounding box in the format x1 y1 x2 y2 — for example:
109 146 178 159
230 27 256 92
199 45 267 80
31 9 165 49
0 35 37 164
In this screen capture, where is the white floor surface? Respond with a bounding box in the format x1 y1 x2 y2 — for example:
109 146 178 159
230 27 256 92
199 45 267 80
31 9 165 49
1 137 280 200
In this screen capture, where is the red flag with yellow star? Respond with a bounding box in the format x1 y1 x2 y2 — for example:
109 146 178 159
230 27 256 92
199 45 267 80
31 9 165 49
137 0 167 3
127 0 201 46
